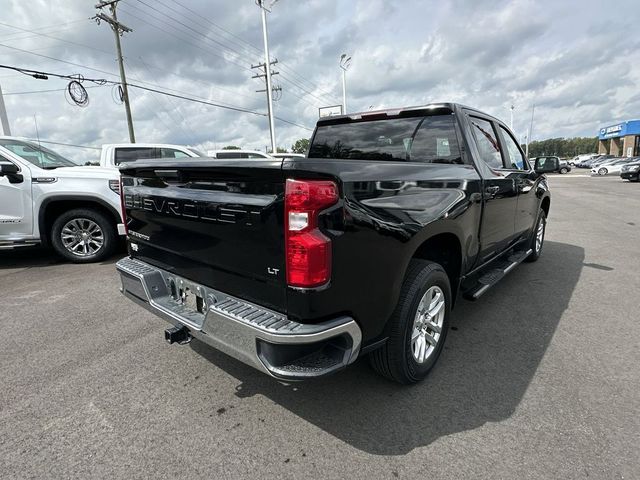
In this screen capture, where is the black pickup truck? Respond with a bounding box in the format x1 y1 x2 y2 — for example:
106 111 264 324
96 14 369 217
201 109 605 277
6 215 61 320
116 103 551 384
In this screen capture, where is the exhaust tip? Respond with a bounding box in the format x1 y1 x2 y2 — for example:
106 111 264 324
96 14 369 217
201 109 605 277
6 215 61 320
165 325 191 345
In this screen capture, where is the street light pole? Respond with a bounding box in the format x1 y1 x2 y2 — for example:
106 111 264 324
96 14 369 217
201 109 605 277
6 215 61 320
257 0 277 153
339 53 352 114
0 82 11 135
510 104 514 130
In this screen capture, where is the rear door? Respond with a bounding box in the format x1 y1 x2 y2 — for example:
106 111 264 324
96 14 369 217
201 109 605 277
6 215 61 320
496 124 538 239
0 153 33 240
466 114 518 263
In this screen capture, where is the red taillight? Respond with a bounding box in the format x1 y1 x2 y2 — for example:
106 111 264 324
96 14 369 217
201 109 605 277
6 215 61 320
285 179 338 288
119 176 128 235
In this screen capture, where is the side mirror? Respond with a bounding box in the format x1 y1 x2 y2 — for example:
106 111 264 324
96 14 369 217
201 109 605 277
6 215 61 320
0 162 19 175
535 158 558 173
0 162 24 183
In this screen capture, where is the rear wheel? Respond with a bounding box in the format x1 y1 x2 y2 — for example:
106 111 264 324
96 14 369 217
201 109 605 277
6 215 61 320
559 167 569 174
369 260 451 384
51 208 116 263
525 209 546 263
598 167 608 176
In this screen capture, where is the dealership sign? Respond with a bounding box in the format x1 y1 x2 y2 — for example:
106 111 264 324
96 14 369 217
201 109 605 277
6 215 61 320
599 123 626 139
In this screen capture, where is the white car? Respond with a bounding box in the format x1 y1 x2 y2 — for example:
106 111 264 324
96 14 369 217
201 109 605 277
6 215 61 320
591 158 635 176
206 149 273 159
0 136 125 262
99 143 204 168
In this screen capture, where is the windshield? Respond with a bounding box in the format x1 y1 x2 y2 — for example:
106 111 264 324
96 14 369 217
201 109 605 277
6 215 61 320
186 148 205 157
0 139 77 169
309 114 464 164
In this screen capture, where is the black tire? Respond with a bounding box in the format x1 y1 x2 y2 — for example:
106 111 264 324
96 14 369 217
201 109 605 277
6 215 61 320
369 260 451 384
50 208 116 263
525 209 546 263
559 167 569 174
598 168 607 176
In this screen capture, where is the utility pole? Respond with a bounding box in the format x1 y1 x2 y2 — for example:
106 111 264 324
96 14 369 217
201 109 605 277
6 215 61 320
94 0 135 143
339 54 352 114
252 60 281 152
256 0 277 153
0 82 11 135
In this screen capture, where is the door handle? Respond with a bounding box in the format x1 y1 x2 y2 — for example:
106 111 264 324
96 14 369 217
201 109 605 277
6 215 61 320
485 186 500 196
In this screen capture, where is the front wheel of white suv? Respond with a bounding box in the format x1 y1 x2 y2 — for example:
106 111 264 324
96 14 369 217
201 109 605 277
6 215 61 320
50 208 116 263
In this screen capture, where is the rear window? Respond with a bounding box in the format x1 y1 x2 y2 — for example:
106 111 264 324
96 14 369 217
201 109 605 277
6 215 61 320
216 151 246 159
308 114 464 164
115 147 157 164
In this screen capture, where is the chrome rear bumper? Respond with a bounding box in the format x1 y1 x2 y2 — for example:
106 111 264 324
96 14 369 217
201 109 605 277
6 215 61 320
115 257 361 380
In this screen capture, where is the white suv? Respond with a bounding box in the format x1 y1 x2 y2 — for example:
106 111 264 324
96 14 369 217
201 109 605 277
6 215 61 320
0 137 125 262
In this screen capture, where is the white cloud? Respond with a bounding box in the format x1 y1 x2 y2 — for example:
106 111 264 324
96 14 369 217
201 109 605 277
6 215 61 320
0 0 638 164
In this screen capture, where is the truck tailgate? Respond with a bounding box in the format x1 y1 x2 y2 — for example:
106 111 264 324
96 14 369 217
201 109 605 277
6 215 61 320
119 159 287 312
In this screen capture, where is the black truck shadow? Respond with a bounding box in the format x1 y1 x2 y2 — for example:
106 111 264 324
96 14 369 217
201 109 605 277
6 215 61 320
192 240 583 455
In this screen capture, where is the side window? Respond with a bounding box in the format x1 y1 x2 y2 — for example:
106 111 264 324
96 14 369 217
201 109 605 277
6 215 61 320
114 147 156 164
405 114 463 164
469 116 503 169
159 148 190 159
216 151 243 159
499 126 525 170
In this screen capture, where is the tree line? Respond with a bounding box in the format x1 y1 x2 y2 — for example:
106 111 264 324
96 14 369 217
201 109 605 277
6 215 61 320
522 137 599 158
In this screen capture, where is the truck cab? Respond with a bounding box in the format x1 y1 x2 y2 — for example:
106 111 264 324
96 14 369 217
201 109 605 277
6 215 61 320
99 143 205 168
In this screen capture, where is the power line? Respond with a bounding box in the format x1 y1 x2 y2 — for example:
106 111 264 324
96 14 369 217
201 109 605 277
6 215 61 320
126 0 254 72
0 61 313 132
165 0 339 103
3 85 105 96
128 0 337 106
118 4 252 72
0 21 112 56
0 26 257 107
141 0 262 64
25 139 102 150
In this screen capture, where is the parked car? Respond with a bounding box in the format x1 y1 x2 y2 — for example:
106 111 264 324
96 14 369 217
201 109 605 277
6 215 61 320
206 149 273 159
532 156 571 174
100 143 204 168
569 153 597 166
0 136 124 262
116 102 550 384
620 159 640 182
579 154 616 168
591 157 636 176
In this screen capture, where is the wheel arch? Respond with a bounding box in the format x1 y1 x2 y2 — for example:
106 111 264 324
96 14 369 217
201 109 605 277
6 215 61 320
540 195 551 218
409 231 463 306
38 196 121 247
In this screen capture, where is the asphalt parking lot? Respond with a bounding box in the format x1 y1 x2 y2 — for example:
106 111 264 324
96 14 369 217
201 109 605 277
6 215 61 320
1 174 638 479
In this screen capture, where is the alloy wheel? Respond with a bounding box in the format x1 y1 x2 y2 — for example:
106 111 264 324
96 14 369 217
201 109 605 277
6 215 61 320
535 216 545 253
411 286 445 364
60 218 104 257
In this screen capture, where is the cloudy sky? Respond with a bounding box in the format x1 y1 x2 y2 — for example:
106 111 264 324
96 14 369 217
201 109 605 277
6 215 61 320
0 0 638 162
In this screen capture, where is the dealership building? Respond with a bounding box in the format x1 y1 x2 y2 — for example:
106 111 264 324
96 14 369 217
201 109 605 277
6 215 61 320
598 120 640 157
